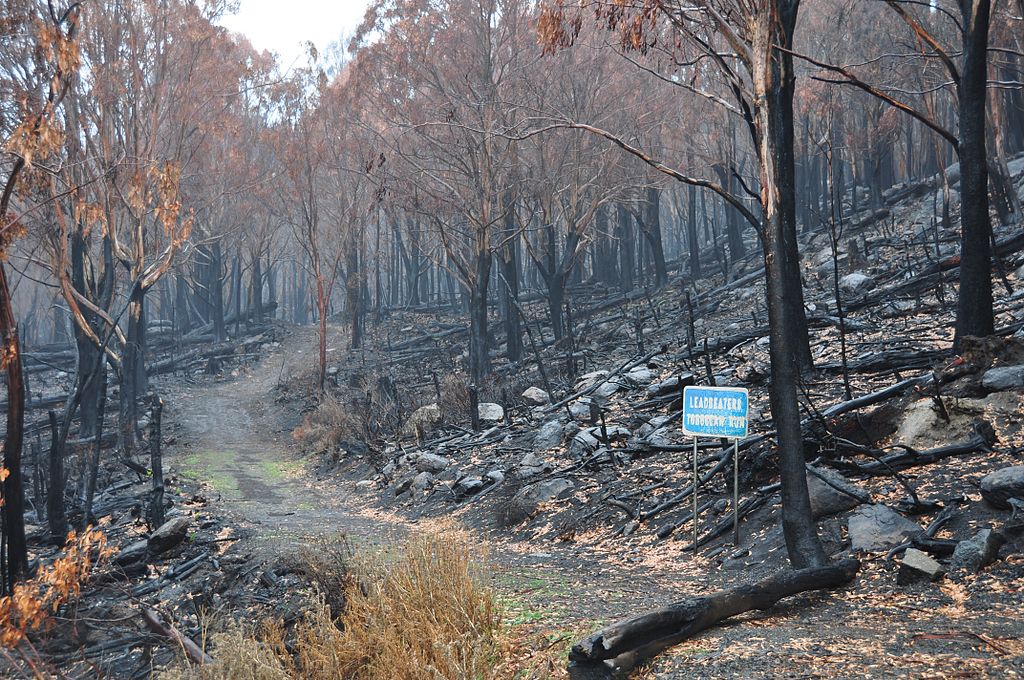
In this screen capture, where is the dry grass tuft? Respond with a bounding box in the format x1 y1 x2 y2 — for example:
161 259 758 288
292 400 357 455
165 533 505 679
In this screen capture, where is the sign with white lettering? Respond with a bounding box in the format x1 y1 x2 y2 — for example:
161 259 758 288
682 385 749 439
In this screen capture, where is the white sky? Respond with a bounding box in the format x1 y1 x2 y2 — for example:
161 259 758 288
218 0 373 71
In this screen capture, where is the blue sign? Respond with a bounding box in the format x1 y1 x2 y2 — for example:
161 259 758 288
682 385 749 439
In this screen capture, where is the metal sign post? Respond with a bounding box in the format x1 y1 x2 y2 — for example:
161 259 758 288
682 385 749 553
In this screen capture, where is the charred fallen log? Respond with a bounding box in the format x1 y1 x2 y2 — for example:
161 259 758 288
568 559 861 678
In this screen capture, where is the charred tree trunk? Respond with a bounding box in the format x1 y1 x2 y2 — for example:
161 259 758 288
755 0 826 568
250 250 263 326
468 251 492 383
0 261 28 589
641 187 668 287
499 196 522 362
46 411 67 544
616 205 635 291
211 241 226 341
954 0 994 346
120 283 146 454
568 559 860 678
686 184 702 280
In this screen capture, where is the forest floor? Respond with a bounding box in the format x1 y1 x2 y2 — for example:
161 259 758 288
156 322 1024 679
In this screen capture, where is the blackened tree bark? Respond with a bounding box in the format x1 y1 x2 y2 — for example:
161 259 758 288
954 0 994 345
498 195 522 362
767 16 814 372
175 269 192 336
616 204 636 291
0 261 28 588
211 240 225 341
346 237 364 349
714 163 747 262
755 0 826 568
686 184 702 280
468 249 492 383
120 282 146 453
637 187 668 287
250 248 263 325
593 205 619 287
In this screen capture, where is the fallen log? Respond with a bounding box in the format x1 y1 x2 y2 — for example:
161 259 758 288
836 422 995 476
141 608 212 665
567 559 861 678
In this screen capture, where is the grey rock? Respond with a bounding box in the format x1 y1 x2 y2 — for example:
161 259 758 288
713 498 730 514
840 272 874 295
521 387 550 406
592 380 623 399
980 465 1024 509
981 366 1024 392
568 398 596 421
625 367 655 385
517 452 549 479
485 470 505 485
413 452 450 474
148 516 191 554
897 548 945 585
116 540 149 566
455 476 485 496
807 467 870 518
355 479 376 492
478 402 505 422
509 478 574 519
381 462 396 479
570 430 601 456
534 420 566 450
646 373 696 398
411 471 434 492
638 415 672 438
950 528 1005 572
848 504 920 552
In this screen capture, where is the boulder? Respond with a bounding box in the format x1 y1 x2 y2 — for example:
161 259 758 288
413 452 450 474
839 272 874 295
897 548 945 585
570 430 601 456
115 540 150 566
625 367 655 385
521 387 550 406
575 370 608 391
807 467 870 518
478 403 504 422
568 399 595 421
403 403 442 435
509 478 574 519
455 476 485 497
848 504 920 552
979 465 1024 509
517 452 549 478
355 479 376 492
411 471 434 493
485 470 505 485
950 528 1005 572
592 380 623 399
646 373 696 398
534 420 566 450
981 366 1024 392
148 516 191 554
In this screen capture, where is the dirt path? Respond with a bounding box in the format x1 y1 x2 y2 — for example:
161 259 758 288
159 325 408 554
155 324 674 646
